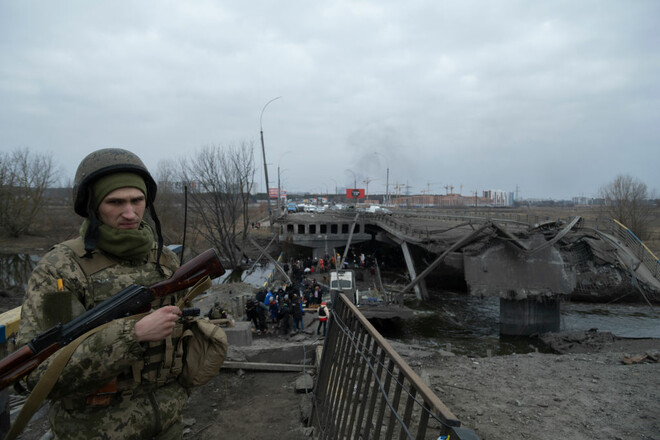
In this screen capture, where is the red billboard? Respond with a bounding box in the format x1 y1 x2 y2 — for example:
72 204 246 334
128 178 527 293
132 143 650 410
346 188 365 199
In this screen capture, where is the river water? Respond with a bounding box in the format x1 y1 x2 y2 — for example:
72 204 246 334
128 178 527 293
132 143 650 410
404 290 660 357
2 254 658 357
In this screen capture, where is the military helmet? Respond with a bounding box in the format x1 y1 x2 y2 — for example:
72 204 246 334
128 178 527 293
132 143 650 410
73 148 157 217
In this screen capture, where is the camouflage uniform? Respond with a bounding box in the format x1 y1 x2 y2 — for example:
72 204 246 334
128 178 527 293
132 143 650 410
17 237 187 439
208 303 226 320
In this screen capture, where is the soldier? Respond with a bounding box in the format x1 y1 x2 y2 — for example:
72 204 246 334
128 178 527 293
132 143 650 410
207 302 227 320
17 148 188 439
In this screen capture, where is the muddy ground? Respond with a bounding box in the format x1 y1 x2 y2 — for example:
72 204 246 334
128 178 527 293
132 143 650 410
177 329 660 440
11 330 660 440
183 285 660 440
2 236 659 439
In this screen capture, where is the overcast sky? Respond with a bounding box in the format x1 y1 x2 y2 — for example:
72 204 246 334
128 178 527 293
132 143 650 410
1 1 658 200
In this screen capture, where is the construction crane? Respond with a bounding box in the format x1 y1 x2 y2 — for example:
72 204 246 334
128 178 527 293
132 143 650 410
362 177 379 198
393 182 405 197
426 181 442 194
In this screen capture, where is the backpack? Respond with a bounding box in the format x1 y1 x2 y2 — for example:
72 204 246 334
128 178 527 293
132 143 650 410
318 306 326 317
179 318 228 388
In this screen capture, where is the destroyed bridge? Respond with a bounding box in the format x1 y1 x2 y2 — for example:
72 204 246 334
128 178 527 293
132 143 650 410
275 210 660 336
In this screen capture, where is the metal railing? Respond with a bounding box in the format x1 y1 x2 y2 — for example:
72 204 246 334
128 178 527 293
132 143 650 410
608 219 660 280
373 212 660 283
311 293 478 439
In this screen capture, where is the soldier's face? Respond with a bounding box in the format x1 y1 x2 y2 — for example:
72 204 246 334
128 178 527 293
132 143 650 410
97 187 146 229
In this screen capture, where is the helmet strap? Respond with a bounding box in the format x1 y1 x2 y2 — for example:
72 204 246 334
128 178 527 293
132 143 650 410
83 193 100 258
148 201 165 276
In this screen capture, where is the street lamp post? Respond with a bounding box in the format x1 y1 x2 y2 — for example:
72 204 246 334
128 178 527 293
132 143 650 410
277 165 282 213
374 152 389 205
278 167 288 213
329 178 338 196
277 151 291 212
260 96 281 229
363 177 379 199
346 169 358 206
346 169 357 189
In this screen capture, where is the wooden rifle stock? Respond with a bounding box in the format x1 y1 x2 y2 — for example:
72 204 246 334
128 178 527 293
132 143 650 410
149 248 225 297
0 248 225 390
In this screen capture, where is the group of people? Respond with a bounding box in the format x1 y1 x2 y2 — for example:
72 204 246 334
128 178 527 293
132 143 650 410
286 255 335 279
244 283 331 337
287 249 388 280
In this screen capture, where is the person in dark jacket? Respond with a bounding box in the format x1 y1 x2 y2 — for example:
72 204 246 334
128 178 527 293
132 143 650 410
245 299 258 331
279 302 291 335
291 294 304 333
257 300 268 334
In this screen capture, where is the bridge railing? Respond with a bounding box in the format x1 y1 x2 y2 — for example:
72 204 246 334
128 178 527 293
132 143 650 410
370 212 527 240
311 292 479 440
392 208 616 230
607 219 660 280
357 210 659 282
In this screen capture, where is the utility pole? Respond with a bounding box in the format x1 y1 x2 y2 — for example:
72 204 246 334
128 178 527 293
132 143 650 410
277 165 281 213
259 96 281 231
363 177 378 199
385 167 389 205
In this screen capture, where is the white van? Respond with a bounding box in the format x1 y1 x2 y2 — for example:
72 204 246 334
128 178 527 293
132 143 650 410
365 205 392 215
329 270 356 297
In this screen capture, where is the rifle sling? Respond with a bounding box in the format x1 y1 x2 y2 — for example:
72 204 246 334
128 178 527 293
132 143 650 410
4 275 213 440
176 275 211 309
4 318 127 440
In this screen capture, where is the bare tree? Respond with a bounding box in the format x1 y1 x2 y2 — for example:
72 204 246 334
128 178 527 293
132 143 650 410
180 142 256 269
0 148 57 237
154 159 187 245
599 174 654 239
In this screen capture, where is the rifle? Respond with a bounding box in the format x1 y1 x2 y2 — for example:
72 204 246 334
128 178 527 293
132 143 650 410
0 248 225 390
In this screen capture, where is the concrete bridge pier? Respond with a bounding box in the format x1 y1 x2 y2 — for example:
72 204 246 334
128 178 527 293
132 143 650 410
499 297 561 336
463 235 575 336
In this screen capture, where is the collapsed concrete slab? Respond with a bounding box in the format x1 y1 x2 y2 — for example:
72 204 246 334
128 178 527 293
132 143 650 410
463 235 576 300
464 234 576 335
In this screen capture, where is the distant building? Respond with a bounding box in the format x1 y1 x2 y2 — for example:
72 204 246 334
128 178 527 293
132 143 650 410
572 196 604 206
483 190 514 207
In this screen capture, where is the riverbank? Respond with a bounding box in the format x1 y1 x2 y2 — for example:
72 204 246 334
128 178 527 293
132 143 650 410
182 284 660 439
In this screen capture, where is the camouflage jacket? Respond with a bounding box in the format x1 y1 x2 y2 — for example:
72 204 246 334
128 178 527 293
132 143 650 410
17 238 188 438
